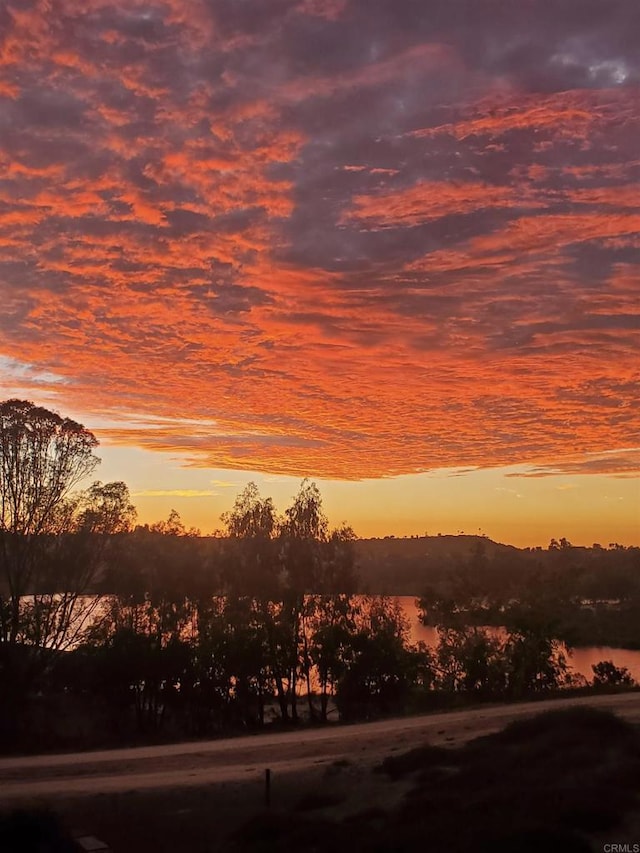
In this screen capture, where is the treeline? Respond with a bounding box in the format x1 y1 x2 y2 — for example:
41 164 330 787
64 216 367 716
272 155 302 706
1 399 637 754
418 538 640 649
4 479 636 753
358 535 640 601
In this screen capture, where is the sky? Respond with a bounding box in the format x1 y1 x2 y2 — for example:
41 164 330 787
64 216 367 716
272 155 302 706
0 0 638 546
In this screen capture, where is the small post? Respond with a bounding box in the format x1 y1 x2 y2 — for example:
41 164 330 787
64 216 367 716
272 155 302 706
265 768 271 808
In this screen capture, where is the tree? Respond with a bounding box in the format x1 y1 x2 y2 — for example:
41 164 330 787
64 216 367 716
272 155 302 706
280 480 329 721
218 484 286 721
0 399 100 647
220 483 280 598
301 527 359 721
591 660 635 688
308 594 357 721
0 401 131 746
77 480 137 538
16 481 137 657
434 627 508 694
335 596 419 721
91 509 208 733
503 626 569 696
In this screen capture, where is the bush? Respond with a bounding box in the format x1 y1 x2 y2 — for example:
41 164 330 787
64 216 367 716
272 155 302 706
591 660 636 688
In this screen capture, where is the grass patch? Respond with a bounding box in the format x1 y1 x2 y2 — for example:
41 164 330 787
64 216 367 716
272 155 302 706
294 791 347 812
232 706 640 852
324 756 354 778
374 744 452 780
484 705 639 749
328 757 352 770
388 707 640 851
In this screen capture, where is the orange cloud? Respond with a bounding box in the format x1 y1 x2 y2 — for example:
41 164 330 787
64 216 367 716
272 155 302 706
408 88 636 144
0 0 638 484
342 181 541 229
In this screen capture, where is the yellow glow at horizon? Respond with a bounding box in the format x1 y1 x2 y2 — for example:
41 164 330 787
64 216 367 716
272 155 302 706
96 444 640 548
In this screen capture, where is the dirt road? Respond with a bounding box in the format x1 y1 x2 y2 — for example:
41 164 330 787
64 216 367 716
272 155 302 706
2 692 639 801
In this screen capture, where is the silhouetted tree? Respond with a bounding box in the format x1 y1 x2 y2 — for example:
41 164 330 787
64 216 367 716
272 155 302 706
0 399 99 649
88 510 203 734
11 480 135 681
308 593 358 721
280 480 329 721
0 402 144 746
503 625 569 696
220 482 280 598
218 484 287 721
435 627 508 694
591 660 635 688
336 596 420 720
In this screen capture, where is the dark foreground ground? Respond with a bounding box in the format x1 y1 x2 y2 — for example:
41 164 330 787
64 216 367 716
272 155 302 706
2 696 640 852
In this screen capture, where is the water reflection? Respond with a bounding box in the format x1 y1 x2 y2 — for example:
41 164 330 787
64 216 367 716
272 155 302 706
76 593 640 685
397 597 640 683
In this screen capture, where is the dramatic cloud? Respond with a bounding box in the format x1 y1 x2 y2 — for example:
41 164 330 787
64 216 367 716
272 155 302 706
0 0 638 479
506 449 640 478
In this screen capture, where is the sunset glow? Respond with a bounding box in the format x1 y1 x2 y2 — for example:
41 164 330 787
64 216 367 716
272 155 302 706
0 0 638 544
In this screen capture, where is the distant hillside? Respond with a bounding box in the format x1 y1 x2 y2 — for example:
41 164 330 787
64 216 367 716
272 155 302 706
352 535 640 598
354 535 522 595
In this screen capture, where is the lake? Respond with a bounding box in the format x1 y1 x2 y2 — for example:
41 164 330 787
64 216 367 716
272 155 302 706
397 596 640 683
60 593 640 685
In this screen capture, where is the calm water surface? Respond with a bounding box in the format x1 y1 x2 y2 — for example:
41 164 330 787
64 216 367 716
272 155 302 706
397 597 640 683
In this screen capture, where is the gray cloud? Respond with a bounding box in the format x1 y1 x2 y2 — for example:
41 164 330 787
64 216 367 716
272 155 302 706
0 0 638 478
